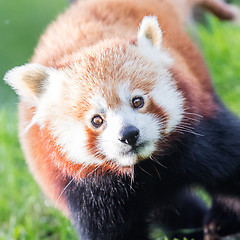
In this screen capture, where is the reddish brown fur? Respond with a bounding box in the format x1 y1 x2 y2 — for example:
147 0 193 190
18 0 237 212
59 42 158 122
86 127 106 160
19 104 69 213
147 98 169 133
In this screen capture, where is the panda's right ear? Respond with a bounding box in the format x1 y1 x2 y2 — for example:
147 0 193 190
4 64 57 103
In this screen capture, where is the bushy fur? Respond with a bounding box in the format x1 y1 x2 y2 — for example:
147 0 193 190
4 0 240 239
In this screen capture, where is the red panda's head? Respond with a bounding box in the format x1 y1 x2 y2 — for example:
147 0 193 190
4 17 185 171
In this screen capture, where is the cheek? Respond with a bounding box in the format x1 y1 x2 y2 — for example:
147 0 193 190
145 99 169 134
98 117 123 158
136 112 161 142
150 78 184 134
85 128 106 160
99 112 124 145
50 118 103 165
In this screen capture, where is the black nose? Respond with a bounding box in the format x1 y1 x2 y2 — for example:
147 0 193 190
119 125 140 146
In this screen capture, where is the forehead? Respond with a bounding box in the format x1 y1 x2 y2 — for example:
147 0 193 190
64 44 157 111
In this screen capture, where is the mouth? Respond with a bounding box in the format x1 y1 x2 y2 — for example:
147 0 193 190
121 141 150 158
131 142 146 154
104 141 156 167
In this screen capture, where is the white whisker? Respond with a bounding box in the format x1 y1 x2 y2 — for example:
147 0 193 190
139 166 153 177
55 165 87 207
150 155 168 169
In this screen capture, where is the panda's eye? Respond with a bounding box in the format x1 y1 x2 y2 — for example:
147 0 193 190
132 97 144 109
91 115 103 128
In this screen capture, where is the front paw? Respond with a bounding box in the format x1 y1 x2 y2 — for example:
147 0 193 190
203 198 240 239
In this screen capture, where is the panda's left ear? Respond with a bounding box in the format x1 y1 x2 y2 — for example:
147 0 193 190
137 16 162 49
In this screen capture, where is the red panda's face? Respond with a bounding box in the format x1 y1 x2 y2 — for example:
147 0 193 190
40 41 184 168
4 17 185 168
80 83 163 167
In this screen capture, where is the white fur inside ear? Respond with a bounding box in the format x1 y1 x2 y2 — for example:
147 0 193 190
137 16 162 48
4 63 51 103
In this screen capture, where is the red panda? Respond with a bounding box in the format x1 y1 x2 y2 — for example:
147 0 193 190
4 0 240 239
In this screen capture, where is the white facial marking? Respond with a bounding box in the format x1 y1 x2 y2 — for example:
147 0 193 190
50 117 103 166
88 95 108 111
118 82 131 103
150 71 184 134
117 82 147 107
99 105 161 166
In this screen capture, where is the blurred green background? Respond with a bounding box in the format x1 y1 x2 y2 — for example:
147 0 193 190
0 1 240 240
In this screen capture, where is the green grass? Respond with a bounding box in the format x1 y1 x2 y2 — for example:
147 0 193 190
0 1 240 239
